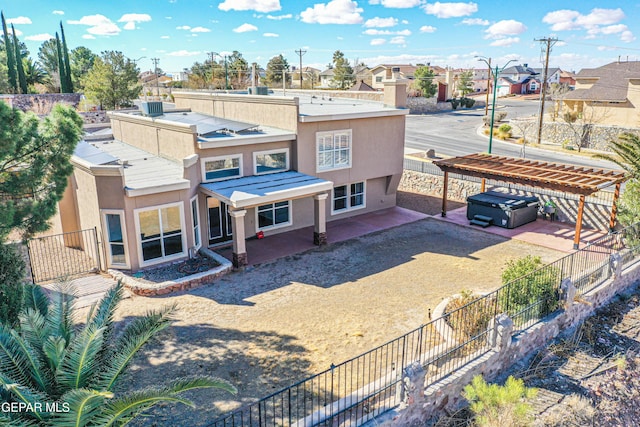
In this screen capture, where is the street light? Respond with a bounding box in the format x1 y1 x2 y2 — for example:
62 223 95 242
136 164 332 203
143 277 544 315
475 57 516 154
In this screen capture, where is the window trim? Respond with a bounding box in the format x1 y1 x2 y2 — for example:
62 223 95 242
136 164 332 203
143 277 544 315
133 202 187 268
190 196 201 250
331 181 367 215
255 200 292 231
201 154 243 182
316 129 352 173
253 148 290 175
101 209 130 269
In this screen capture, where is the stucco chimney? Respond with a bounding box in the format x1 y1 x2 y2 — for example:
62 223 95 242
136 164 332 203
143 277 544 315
383 75 408 109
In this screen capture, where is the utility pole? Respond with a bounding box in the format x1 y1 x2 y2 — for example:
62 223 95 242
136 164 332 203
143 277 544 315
207 52 216 88
151 57 160 99
484 57 491 116
535 37 558 145
295 48 307 89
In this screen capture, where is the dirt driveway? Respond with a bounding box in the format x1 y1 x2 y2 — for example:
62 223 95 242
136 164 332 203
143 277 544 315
111 195 565 426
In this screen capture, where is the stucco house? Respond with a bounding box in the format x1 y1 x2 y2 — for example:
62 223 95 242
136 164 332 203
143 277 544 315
371 65 418 90
561 61 640 128
55 79 409 271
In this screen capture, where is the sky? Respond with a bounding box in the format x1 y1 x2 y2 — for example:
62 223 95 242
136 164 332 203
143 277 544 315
2 0 640 75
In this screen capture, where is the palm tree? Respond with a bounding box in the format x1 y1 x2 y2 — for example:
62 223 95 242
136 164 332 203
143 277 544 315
23 57 46 89
0 281 235 425
596 132 640 178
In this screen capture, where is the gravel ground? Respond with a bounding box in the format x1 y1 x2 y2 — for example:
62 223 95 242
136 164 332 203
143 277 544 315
98 193 566 426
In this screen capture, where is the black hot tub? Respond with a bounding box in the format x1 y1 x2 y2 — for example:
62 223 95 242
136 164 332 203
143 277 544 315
466 191 539 229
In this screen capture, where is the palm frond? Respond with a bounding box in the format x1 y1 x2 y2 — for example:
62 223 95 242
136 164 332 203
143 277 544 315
18 308 49 357
43 335 67 374
92 305 176 391
49 388 113 427
0 373 51 422
595 132 640 178
56 325 105 392
94 376 235 427
0 326 49 393
21 284 49 318
86 280 124 334
46 280 77 344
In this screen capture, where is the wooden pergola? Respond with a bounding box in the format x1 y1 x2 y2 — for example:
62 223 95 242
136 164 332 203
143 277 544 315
433 153 628 249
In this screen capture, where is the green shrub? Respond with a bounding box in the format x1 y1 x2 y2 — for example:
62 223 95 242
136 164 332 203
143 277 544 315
463 375 537 427
445 290 494 342
499 255 560 318
498 124 512 133
0 243 26 326
448 98 460 110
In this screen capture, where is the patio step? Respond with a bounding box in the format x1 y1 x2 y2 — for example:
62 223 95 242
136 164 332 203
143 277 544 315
470 214 493 228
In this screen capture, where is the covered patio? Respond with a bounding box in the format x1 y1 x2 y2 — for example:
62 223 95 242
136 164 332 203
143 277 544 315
434 153 628 249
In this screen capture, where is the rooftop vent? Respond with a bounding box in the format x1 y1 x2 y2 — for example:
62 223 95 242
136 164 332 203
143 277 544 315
140 101 163 117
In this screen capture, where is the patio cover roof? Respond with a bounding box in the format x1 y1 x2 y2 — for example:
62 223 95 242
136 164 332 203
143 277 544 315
433 153 628 249
433 153 627 196
200 171 333 209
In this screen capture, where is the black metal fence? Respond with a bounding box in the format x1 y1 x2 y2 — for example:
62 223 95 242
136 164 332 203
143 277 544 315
210 223 640 427
26 228 101 283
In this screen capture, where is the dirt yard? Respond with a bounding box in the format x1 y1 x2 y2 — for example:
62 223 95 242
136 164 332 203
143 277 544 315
102 193 566 426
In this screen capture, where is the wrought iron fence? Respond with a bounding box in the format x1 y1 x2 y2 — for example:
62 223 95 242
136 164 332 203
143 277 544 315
210 223 640 427
26 228 101 283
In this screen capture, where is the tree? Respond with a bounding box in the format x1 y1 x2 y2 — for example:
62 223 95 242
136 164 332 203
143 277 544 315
69 46 97 91
456 70 474 97
37 38 61 92
82 51 141 110
561 104 609 152
0 102 83 241
11 24 27 93
0 243 25 326
1 11 17 93
0 40 11 93
265 54 289 86
227 50 248 89
330 50 354 90
55 32 69 93
413 66 437 98
0 281 236 425
59 22 73 93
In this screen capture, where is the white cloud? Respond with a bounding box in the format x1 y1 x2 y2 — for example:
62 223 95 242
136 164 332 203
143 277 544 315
68 14 121 36
363 28 410 35
419 25 436 33
461 18 488 25
219 0 281 13
423 2 478 18
576 8 624 27
543 8 625 32
176 25 191 30
6 16 32 25
118 13 151 30
8 28 23 36
25 33 54 41
82 34 95 39
191 26 211 32
161 35 170 39
368 0 422 7
489 37 520 47
267 14 292 20
401 19 409 24
621 30 635 43
300 0 364 24
484 20 527 39
167 50 202 57
364 17 398 28
52 10 64 15
389 36 406 44
263 32 279 37
371 38 386 45
166 16 172 20
233 23 258 33
542 10 581 31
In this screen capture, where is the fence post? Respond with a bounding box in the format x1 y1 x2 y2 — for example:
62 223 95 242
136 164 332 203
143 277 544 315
609 253 622 278
560 277 576 308
488 314 513 351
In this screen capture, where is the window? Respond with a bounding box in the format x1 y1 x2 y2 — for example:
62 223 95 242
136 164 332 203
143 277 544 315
254 149 289 175
257 201 290 230
202 155 242 182
333 182 365 213
102 210 128 268
317 130 352 172
135 203 185 265
376 76 383 83
191 197 201 249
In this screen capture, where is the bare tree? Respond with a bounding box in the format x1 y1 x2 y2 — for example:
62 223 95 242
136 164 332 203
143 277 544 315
510 116 537 157
561 103 610 152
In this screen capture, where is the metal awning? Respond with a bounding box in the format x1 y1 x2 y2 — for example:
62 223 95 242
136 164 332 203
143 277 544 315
433 153 629 249
200 171 333 209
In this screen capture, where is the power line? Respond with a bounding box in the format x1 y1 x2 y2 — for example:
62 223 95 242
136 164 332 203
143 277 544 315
295 48 307 89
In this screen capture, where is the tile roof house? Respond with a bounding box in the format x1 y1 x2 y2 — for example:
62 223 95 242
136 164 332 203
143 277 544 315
55 79 409 271
371 65 418 90
561 61 640 128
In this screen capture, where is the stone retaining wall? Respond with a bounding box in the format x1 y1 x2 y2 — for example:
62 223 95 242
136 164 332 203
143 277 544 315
522 122 640 152
0 93 82 114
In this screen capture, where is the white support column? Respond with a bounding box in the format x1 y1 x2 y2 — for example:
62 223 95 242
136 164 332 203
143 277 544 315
229 209 248 268
313 193 328 246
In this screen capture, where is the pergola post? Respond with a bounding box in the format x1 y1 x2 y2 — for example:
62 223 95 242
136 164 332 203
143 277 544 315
480 177 486 193
609 182 622 232
313 193 328 245
573 195 585 250
441 171 449 217
229 209 248 268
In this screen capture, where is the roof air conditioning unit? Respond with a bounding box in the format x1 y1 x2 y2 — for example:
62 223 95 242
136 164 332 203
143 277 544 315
141 101 163 117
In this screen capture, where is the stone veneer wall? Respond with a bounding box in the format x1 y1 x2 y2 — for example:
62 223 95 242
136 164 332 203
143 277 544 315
381 258 640 426
522 122 640 152
0 94 82 114
400 169 614 230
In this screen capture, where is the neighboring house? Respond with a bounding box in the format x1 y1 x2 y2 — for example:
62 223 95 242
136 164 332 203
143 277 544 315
290 66 321 88
370 65 418 90
54 79 409 271
559 70 576 89
561 60 640 128
497 64 540 95
317 65 370 89
318 68 334 88
170 71 190 82
349 80 375 91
